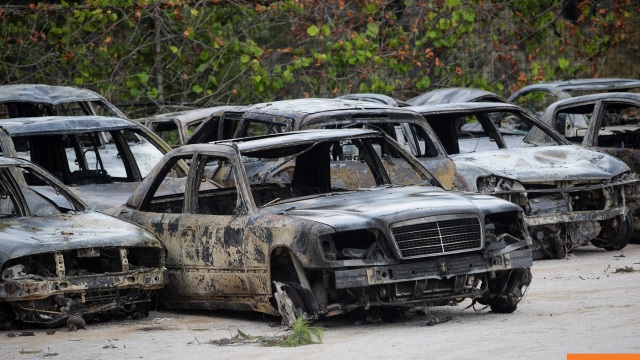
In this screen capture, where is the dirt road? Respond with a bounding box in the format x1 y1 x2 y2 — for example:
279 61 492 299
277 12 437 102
2 244 640 360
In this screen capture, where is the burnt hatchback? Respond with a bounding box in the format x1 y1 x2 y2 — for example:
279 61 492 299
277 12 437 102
112 129 532 325
0 157 165 330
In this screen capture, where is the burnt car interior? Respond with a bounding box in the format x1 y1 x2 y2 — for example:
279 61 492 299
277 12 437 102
147 120 203 147
7 129 164 186
424 111 550 154
318 121 441 159
0 166 78 217
143 136 431 216
555 103 640 148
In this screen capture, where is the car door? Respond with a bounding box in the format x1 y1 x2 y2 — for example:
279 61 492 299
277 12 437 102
128 152 266 310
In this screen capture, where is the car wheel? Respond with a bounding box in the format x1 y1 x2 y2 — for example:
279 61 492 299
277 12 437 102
66 315 86 331
480 268 532 314
273 281 307 326
591 215 633 251
286 282 319 315
603 215 633 251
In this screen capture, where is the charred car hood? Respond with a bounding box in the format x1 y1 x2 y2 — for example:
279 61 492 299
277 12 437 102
452 145 630 183
69 183 141 211
0 211 162 264
263 185 518 231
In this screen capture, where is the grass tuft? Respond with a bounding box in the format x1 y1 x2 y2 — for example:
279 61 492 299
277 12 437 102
614 266 636 273
275 317 324 347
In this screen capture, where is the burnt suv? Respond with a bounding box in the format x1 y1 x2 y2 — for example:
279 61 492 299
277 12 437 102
0 157 165 330
111 129 532 324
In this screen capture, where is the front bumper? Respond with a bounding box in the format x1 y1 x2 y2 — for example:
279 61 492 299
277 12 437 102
0 268 165 301
524 206 628 226
335 249 531 289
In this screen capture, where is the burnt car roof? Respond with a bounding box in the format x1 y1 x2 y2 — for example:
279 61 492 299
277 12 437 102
542 92 640 113
407 88 508 106
0 115 146 136
138 106 237 124
0 84 109 105
195 128 385 154
245 98 404 116
508 78 640 101
406 101 523 115
241 98 428 130
336 93 410 107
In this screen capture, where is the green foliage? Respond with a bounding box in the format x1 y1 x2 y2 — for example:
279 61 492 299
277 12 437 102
277 317 325 347
0 0 636 115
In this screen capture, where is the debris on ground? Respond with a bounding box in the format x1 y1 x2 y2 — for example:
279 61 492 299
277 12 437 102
207 318 324 347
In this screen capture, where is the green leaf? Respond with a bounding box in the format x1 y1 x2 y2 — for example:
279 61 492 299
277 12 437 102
148 87 159 99
192 84 203 94
321 24 330 37
558 58 569 70
307 25 319 37
137 72 149 84
240 54 250 63
366 22 379 37
169 46 179 54
416 76 431 90
362 3 377 15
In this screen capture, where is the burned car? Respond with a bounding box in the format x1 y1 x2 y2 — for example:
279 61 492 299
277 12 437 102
0 84 127 119
508 78 640 117
112 129 533 324
408 102 636 259
539 92 640 239
137 106 236 147
187 98 463 190
0 115 173 210
0 157 165 330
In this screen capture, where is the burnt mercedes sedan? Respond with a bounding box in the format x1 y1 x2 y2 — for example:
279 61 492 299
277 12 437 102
0 157 165 330
111 129 532 325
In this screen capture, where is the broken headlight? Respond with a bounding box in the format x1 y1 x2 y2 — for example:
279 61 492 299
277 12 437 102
2 265 29 281
477 176 528 205
319 229 389 261
484 211 526 245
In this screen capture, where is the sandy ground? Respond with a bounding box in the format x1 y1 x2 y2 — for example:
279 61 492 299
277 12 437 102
2 244 640 360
